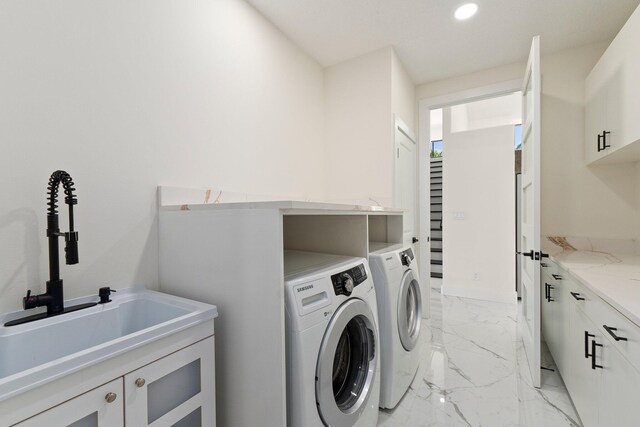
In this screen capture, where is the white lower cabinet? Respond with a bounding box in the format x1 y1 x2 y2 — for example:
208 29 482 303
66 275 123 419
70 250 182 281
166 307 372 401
11 337 215 427
567 302 601 427
125 337 215 426
598 335 640 427
15 379 124 427
545 265 640 427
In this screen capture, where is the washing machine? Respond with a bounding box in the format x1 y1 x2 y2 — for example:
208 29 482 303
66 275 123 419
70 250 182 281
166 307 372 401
368 243 422 409
284 250 380 427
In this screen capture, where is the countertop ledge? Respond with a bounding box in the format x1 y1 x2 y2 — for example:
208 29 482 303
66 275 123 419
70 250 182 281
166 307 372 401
161 200 404 214
546 246 640 328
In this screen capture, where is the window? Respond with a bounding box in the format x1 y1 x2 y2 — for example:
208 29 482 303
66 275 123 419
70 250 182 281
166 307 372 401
514 124 523 150
430 140 443 158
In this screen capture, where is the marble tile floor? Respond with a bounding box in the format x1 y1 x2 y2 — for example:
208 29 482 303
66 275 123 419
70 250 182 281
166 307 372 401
378 289 582 427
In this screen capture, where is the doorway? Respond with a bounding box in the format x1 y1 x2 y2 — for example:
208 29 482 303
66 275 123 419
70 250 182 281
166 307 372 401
420 87 522 303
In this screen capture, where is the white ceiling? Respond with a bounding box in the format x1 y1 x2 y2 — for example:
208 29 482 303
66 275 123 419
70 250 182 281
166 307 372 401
246 0 640 84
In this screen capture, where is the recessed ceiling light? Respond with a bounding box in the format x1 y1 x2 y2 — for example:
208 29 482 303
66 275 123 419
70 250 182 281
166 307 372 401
455 3 478 20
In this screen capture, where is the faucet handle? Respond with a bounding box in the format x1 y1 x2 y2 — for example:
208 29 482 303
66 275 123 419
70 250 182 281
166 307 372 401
23 290 38 310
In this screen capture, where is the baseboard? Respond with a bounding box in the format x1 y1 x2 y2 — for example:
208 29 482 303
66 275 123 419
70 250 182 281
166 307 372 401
442 286 517 304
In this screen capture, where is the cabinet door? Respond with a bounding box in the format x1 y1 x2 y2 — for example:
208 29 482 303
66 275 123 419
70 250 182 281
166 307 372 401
567 303 601 427
125 337 215 427
585 74 607 164
14 379 123 427
541 274 554 353
598 335 640 427
555 280 571 374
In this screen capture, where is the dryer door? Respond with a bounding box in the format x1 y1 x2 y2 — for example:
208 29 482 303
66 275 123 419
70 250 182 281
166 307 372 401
316 298 378 426
398 269 422 351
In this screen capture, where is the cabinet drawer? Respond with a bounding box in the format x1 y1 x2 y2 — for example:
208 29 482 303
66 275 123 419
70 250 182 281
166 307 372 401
565 276 601 317
567 277 640 373
541 258 561 278
592 299 640 373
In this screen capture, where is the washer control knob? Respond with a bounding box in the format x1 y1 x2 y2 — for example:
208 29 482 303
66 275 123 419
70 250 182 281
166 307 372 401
401 253 411 266
342 273 354 293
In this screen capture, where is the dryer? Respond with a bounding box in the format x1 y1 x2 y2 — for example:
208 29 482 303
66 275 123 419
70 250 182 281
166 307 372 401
284 250 380 427
368 243 422 409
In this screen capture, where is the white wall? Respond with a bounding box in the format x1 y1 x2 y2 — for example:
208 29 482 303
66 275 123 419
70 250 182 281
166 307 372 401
0 0 325 313
450 92 522 133
324 47 416 206
418 42 640 241
324 48 392 205
442 119 516 303
392 50 417 133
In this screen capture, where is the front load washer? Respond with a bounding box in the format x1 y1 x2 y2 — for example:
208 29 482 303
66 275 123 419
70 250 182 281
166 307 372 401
368 243 422 409
284 250 380 427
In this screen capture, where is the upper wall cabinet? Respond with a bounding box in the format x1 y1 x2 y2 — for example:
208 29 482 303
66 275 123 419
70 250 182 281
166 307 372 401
585 5 640 165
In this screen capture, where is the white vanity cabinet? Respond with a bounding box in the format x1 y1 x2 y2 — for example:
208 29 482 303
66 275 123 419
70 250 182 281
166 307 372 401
585 4 640 164
543 262 640 427
14 379 124 427
11 337 215 427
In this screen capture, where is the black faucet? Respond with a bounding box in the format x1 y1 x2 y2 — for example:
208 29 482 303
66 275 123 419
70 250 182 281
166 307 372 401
4 171 99 327
22 170 79 315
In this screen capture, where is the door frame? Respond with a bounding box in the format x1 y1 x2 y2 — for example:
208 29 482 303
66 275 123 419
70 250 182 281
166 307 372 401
417 79 523 303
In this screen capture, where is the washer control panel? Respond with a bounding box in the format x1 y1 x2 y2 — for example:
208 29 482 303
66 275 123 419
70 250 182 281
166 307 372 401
400 248 415 266
331 264 367 296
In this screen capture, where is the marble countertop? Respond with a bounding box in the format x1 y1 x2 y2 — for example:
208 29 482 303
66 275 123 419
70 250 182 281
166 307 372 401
157 186 402 214
161 199 403 214
543 237 640 327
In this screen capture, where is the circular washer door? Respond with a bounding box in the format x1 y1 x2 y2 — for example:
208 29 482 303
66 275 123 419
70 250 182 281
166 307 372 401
397 269 422 351
315 298 378 427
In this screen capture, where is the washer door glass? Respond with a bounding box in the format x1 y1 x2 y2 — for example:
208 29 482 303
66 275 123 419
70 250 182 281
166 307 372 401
316 298 377 426
397 270 422 351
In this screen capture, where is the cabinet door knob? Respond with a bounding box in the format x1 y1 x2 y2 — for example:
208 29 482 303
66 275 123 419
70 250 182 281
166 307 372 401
135 378 146 388
105 392 117 403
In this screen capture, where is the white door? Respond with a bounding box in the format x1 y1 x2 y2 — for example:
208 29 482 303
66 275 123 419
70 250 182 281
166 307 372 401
394 117 417 246
395 117 428 318
519 35 542 388
15 379 124 427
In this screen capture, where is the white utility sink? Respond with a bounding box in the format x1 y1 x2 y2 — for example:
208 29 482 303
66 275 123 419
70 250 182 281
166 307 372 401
0 288 217 402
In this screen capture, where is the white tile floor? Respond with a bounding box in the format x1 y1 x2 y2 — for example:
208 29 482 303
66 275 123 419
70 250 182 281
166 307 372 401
378 289 582 426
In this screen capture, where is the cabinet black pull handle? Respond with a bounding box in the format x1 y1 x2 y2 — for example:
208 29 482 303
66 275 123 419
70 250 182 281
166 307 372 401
570 292 585 301
591 340 603 370
540 251 549 258
552 274 563 280
603 325 627 342
597 133 603 152
541 262 549 268
602 130 611 150
547 285 554 302
585 331 594 358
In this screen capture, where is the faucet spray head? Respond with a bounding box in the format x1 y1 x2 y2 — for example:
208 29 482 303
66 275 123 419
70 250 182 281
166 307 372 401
65 231 79 264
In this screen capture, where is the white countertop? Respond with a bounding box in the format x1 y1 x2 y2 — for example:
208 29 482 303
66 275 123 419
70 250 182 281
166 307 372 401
161 200 403 214
157 186 402 214
544 237 640 327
